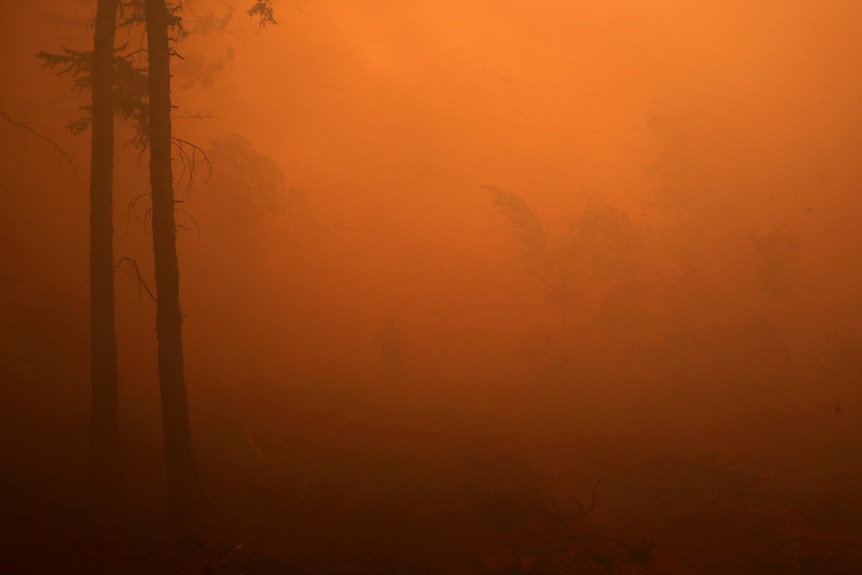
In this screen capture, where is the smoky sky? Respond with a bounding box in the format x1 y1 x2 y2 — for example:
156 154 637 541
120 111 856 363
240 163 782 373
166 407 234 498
2 0 862 390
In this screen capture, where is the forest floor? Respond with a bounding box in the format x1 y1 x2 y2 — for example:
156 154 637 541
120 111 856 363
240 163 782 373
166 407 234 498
3 379 862 574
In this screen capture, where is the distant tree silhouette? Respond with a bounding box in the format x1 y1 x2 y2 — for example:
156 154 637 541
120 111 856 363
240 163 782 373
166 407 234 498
486 185 579 361
485 186 642 364
204 134 310 247
246 0 278 29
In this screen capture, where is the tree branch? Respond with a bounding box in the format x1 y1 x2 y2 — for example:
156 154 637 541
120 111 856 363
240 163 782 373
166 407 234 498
1 110 83 190
115 256 157 303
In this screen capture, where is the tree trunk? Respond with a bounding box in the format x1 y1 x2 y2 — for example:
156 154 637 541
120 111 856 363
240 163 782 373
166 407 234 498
145 0 209 523
84 0 123 504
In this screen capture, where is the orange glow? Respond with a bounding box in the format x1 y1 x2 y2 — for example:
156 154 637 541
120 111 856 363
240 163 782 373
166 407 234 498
2 0 862 571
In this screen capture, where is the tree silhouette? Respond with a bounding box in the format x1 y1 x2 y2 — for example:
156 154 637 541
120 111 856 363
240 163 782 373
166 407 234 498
37 5 149 145
145 0 278 523
145 0 209 523
36 0 163 505
85 0 124 506
485 185 575 360
246 0 278 29
36 0 126 505
204 134 321 249
39 0 277 520
485 186 642 365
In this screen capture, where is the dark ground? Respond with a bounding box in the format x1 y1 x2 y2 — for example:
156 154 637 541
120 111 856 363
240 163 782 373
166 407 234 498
2 371 862 575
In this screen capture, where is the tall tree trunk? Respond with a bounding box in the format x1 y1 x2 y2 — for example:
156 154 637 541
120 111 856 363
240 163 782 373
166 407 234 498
145 0 209 523
84 0 123 504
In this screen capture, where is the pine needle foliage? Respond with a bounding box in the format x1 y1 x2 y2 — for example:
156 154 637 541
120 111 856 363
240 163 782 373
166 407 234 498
36 0 185 147
247 0 277 29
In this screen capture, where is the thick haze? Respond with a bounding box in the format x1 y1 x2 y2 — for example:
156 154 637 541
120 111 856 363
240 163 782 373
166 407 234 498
2 0 862 516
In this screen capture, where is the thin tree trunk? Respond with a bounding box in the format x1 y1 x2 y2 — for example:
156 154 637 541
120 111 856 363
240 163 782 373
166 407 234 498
145 0 209 523
84 0 123 504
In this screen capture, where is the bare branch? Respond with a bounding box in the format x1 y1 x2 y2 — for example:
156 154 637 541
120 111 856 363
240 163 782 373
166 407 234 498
171 136 212 196
569 476 604 525
175 207 201 237
126 192 152 231
1 110 83 190
115 256 157 303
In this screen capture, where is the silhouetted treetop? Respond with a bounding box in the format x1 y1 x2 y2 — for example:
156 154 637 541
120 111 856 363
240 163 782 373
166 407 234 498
247 0 278 29
484 185 550 274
